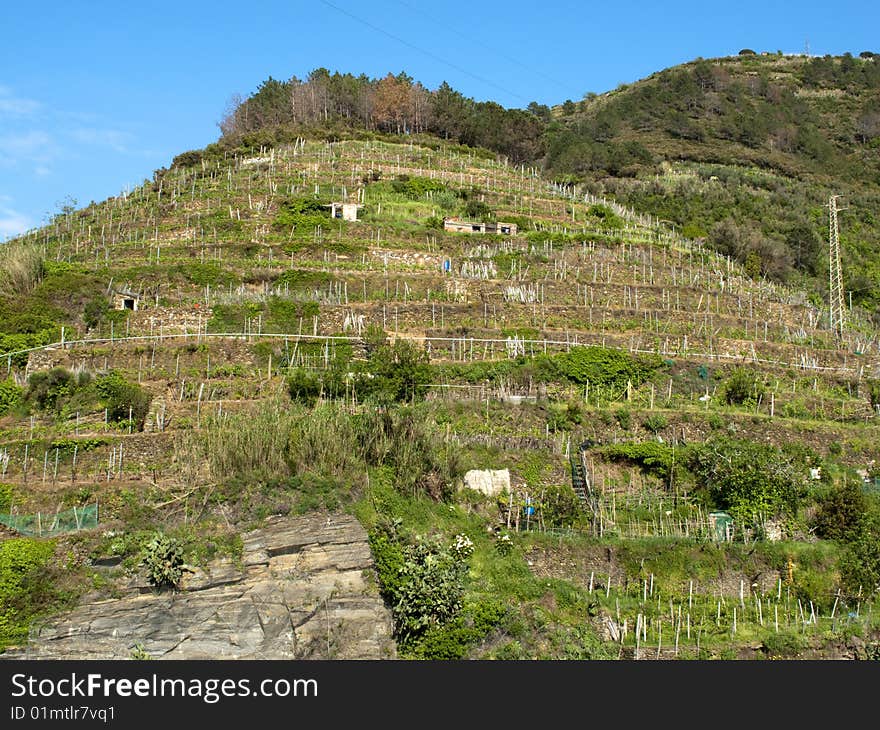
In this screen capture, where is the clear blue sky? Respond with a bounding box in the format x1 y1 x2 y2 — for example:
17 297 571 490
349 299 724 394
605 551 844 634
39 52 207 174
1 0 877 240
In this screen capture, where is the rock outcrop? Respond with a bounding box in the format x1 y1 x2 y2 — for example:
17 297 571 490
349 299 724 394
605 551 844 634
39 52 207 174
10 513 395 660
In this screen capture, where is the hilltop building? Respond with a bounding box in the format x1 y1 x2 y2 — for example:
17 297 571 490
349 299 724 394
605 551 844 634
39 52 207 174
443 218 517 235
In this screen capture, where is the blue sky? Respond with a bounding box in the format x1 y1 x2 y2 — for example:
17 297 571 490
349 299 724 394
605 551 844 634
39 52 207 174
1 0 877 240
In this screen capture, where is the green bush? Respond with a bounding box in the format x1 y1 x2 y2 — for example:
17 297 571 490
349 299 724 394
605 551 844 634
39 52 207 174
0 379 23 416
0 483 12 512
369 519 472 648
762 629 807 658
0 538 56 649
368 519 407 598
140 533 184 589
390 175 448 199
642 413 668 433
688 437 806 526
601 442 680 482
408 601 506 659
287 368 322 406
838 513 880 596
26 367 75 412
464 199 493 221
868 379 880 410
706 412 725 430
555 346 663 392
171 149 204 168
272 196 329 231
357 339 432 404
538 484 583 527
812 480 867 542
722 367 766 406
95 371 152 430
392 535 470 646
613 408 632 430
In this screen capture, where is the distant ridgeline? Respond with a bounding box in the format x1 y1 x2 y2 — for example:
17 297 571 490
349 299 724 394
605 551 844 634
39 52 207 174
199 53 880 316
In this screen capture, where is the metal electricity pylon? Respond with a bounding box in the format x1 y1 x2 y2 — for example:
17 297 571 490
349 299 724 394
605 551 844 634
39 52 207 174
828 195 847 339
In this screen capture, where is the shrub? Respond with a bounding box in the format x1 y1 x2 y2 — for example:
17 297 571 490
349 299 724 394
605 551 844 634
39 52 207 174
538 484 583 527
171 150 204 168
390 175 448 199
642 413 668 433
369 520 477 650
26 367 75 412
0 379 23 416
368 518 407 597
392 535 469 646
408 601 507 659
287 368 322 406
0 538 56 648
140 533 184 589
838 513 880 596
272 196 329 231
555 346 663 392
0 483 12 511
464 199 493 221
722 367 765 406
613 408 632 430
494 532 514 556
812 481 867 542
762 629 807 658
707 412 725 430
357 339 432 404
601 442 680 482
95 371 152 430
868 379 880 410
688 437 806 526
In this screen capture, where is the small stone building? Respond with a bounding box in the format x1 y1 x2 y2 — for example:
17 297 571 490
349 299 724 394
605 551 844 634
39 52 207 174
112 289 139 311
443 218 517 235
327 202 363 222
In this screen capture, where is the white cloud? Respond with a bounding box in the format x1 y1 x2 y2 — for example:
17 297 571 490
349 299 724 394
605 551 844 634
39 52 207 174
0 85 41 116
69 127 134 153
0 131 55 166
0 204 33 240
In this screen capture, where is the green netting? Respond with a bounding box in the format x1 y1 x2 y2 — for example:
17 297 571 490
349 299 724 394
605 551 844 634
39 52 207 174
0 503 98 537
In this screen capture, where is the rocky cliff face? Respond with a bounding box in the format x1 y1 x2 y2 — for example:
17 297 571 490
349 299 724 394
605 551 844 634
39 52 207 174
11 513 395 660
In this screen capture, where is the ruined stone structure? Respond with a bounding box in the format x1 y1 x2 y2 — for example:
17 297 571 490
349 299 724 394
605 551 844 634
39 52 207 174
443 218 517 235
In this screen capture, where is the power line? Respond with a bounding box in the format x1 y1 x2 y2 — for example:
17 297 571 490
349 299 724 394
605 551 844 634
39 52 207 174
318 0 529 104
390 0 572 97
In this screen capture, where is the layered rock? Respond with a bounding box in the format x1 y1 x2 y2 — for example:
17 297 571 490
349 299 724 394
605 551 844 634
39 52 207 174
11 513 394 660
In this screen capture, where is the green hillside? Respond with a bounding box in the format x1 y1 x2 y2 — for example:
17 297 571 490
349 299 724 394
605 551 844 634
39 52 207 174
0 59 879 660
546 52 880 313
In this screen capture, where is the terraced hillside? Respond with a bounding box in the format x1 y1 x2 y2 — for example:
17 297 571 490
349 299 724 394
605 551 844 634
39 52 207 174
1 136 879 660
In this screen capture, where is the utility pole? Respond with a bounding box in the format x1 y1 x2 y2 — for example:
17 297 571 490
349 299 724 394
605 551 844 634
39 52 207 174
828 194 847 339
